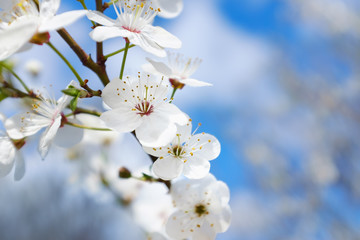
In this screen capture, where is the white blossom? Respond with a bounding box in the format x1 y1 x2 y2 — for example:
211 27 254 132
0 0 86 60
0 113 25 181
100 74 188 147
144 52 212 88
143 119 220 180
166 174 232 240
5 81 81 159
87 0 181 57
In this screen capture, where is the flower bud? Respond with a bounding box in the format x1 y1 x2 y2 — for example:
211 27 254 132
119 167 132 178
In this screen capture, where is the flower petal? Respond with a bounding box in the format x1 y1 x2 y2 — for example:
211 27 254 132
101 107 142 132
156 0 184 18
86 11 116 26
189 133 221 160
166 211 192 239
40 0 61 18
5 113 50 139
182 158 210 179
131 33 166 57
179 78 212 87
38 10 87 32
142 25 182 49
0 17 38 61
14 153 25 181
89 26 130 42
38 116 61 159
152 155 183 180
155 103 188 126
146 57 172 76
135 113 176 147
206 206 232 233
0 136 16 178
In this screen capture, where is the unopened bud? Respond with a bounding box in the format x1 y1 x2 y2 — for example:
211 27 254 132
119 167 131 178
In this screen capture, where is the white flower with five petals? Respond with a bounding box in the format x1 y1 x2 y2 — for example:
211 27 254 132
166 174 232 240
100 74 188 147
144 52 212 88
5 81 81 159
0 0 86 60
143 119 220 180
87 0 181 57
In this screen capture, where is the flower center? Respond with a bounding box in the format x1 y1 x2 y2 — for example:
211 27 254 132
172 145 184 157
194 204 208 217
135 100 153 116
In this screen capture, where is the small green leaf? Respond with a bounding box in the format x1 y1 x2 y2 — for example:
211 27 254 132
70 94 79 112
62 88 80 97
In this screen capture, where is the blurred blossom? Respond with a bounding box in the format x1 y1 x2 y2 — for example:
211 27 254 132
24 59 43 77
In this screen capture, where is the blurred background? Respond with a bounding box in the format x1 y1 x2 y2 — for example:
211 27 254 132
1 0 360 239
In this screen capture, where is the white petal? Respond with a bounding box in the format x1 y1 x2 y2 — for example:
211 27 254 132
142 25 182 49
189 133 221 160
89 26 130 42
155 103 188 126
54 120 84 148
206 206 232 233
14 153 25 181
101 107 142 132
0 136 16 178
5 113 50 139
86 11 116 26
146 58 172 76
156 0 184 18
38 10 87 32
38 116 61 159
0 17 38 61
166 211 192 239
182 158 210 179
135 113 176 147
176 118 192 142
101 78 132 109
179 78 212 87
153 155 183 180
40 0 60 18
131 33 166 57
191 222 217 240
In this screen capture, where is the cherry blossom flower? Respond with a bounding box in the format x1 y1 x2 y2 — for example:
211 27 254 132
5 81 81 159
87 0 181 57
143 119 220 180
0 0 86 60
144 52 212 89
129 0 184 18
0 113 26 181
166 174 232 240
100 74 188 147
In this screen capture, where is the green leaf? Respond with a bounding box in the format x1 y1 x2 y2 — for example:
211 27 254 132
70 94 79 112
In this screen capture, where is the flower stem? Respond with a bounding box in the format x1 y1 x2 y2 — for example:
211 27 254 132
66 107 102 117
65 121 111 131
119 39 130 79
104 44 135 59
47 42 84 85
169 88 177 103
0 63 31 93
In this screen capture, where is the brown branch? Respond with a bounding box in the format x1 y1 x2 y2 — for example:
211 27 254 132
57 28 110 86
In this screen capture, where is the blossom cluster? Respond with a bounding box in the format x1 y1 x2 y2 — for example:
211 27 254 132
0 0 231 239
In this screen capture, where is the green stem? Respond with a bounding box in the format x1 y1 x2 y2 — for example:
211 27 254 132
0 63 31 93
119 40 130 79
104 44 135 59
47 42 84 85
66 107 102 117
65 121 111 131
169 88 177 103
